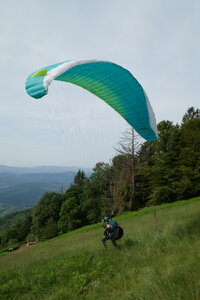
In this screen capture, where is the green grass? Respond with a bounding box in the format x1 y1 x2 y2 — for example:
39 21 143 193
0 197 200 299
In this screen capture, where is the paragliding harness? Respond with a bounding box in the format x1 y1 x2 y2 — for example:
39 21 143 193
102 217 124 248
104 221 123 240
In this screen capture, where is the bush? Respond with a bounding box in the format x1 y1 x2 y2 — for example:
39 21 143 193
149 186 177 205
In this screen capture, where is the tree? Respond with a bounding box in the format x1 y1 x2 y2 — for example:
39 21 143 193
182 107 200 123
146 108 200 204
177 115 200 199
145 120 181 204
1 228 18 246
81 179 102 224
113 127 144 211
180 118 200 169
73 170 87 187
58 196 82 232
15 215 32 242
58 172 90 233
58 199 69 234
43 217 58 239
31 192 63 239
89 162 112 216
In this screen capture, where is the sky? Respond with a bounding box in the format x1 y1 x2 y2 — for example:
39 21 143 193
0 0 199 168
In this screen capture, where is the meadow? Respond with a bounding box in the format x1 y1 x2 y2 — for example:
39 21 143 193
0 197 200 300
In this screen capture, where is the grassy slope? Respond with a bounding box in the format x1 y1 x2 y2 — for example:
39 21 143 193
0 197 200 300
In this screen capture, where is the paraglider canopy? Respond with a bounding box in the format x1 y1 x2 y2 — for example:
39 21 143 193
25 59 158 141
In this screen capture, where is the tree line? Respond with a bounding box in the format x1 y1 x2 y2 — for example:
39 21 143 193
0 107 199 248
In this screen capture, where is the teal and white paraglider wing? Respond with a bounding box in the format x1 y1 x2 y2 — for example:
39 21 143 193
25 59 158 141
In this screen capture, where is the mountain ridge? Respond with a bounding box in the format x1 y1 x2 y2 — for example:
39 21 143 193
0 166 92 214
0 165 92 174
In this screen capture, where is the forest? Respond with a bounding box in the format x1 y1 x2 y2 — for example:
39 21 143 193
0 107 199 250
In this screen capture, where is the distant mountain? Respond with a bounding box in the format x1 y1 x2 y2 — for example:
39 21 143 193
0 166 93 214
0 171 76 187
0 165 92 174
0 182 63 208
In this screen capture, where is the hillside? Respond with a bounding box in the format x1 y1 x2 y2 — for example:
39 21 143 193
0 168 88 213
0 203 25 216
0 166 93 214
0 182 63 208
0 171 77 187
0 197 200 300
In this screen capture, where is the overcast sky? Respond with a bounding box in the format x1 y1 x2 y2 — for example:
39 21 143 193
0 0 199 168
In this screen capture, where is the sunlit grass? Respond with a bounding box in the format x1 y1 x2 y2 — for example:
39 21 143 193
0 197 200 299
